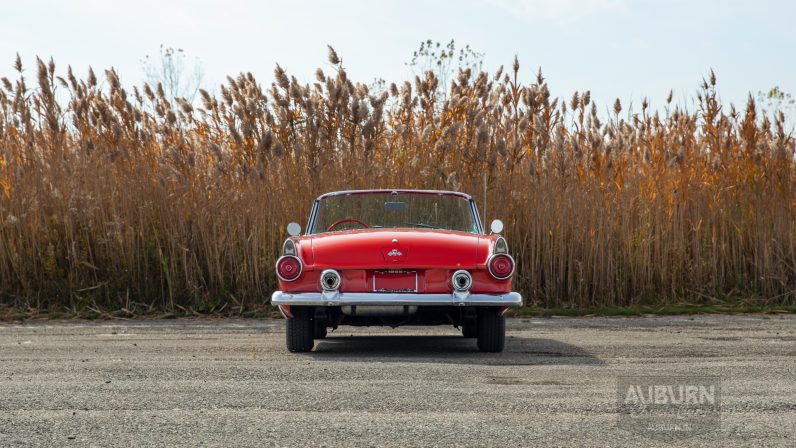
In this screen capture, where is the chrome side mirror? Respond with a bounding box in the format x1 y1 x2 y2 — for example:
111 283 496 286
490 219 504 234
286 222 301 236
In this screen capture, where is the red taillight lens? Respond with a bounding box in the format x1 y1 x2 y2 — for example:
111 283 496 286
276 255 302 281
488 254 515 280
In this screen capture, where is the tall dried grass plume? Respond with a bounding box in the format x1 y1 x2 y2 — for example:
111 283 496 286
0 51 794 314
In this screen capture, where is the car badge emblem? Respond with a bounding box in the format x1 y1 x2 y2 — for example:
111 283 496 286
381 246 408 262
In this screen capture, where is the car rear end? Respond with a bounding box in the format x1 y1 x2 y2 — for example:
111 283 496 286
271 190 522 352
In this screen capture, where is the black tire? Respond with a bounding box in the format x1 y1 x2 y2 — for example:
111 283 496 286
462 320 477 338
286 306 314 352
314 321 328 339
476 308 505 352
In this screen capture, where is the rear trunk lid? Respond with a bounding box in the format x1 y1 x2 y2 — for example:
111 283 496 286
308 228 480 270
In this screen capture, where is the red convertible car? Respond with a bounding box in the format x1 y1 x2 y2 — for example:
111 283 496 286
271 190 522 352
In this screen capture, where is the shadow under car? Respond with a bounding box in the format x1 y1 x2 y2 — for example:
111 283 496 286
308 334 605 366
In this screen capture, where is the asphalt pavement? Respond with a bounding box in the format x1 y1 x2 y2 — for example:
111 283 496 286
0 314 794 447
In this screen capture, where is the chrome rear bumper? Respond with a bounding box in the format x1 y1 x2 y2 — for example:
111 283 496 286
271 291 522 307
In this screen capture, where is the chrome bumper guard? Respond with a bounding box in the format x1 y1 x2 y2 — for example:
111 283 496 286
271 291 523 307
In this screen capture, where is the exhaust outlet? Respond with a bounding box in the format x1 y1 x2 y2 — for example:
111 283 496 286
451 270 473 292
320 269 341 291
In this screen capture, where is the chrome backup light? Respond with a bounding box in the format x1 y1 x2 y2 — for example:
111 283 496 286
494 237 509 254
451 270 473 292
282 239 297 256
320 269 341 291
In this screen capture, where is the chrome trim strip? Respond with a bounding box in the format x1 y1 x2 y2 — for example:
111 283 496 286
308 190 482 235
306 199 320 236
486 253 515 280
470 199 484 234
271 291 523 307
317 189 473 200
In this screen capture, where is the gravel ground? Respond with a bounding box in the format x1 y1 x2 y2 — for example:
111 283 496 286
0 314 794 447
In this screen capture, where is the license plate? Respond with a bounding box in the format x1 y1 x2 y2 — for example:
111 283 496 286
373 270 417 292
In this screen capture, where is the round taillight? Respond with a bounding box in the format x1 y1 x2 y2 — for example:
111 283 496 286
276 255 303 282
487 254 515 280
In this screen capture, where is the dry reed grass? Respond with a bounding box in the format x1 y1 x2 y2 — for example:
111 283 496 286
0 53 794 313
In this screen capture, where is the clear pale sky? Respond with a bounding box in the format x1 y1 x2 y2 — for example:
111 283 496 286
1 0 793 112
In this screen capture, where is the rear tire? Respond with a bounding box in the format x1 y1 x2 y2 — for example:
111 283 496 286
476 308 505 352
286 306 314 352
